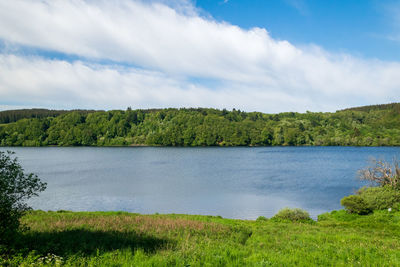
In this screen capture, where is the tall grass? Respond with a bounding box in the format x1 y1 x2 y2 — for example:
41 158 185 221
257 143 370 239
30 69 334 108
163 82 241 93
2 210 400 266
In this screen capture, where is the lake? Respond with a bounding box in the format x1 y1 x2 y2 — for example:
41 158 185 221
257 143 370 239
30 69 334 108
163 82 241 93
2 146 400 219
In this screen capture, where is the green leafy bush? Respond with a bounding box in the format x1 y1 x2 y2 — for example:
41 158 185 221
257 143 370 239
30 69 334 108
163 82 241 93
256 216 267 222
317 210 361 222
340 195 372 215
357 186 400 211
272 208 312 222
0 151 46 245
340 159 400 215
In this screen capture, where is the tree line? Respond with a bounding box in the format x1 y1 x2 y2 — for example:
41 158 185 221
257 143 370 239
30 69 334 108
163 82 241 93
0 104 400 147
0 109 99 124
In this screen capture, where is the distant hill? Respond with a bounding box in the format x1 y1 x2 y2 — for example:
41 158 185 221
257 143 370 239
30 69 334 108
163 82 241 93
1 104 400 147
340 103 400 113
0 109 100 124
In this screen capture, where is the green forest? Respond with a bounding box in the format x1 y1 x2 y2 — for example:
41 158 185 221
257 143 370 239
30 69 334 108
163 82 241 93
1 103 400 147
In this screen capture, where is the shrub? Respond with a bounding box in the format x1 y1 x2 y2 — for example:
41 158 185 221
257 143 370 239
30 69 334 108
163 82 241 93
340 195 372 215
317 210 360 222
357 186 400 211
256 216 267 222
272 208 311 222
359 159 400 189
0 151 46 245
340 159 400 215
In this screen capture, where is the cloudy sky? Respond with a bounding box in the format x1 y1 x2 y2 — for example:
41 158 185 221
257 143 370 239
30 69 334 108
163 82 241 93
0 0 399 113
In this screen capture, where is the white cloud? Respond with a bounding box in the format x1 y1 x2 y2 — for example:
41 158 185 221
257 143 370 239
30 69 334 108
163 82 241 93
0 0 399 112
0 54 314 112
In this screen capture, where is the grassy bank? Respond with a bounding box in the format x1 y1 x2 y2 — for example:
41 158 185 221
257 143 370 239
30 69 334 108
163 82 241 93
2 210 400 266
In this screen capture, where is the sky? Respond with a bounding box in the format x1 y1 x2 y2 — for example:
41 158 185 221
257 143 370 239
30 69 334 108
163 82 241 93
0 0 399 113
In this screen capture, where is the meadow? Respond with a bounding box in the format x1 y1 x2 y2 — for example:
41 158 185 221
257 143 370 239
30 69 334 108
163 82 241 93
2 209 400 266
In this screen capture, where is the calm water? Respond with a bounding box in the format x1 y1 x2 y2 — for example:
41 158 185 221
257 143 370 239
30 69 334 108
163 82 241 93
2 147 400 219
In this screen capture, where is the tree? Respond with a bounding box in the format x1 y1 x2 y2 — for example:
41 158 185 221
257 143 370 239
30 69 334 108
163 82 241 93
0 151 46 245
359 158 400 189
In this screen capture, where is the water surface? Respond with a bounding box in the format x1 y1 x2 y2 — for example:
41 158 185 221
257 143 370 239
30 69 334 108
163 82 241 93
2 146 399 219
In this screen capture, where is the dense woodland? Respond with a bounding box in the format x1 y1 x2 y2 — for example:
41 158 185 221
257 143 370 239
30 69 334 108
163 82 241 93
0 103 400 146
0 109 99 124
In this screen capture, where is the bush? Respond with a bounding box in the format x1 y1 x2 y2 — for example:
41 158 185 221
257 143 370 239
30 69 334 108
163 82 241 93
340 195 372 215
272 208 312 222
357 186 400 211
0 151 46 245
359 159 400 189
340 160 400 215
256 216 267 222
317 210 360 222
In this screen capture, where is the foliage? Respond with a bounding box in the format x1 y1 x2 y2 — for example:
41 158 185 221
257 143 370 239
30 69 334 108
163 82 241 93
358 159 400 188
1 104 400 147
0 108 99 124
271 208 312 222
340 159 400 215
340 195 372 215
318 209 400 226
317 209 361 222
0 151 46 245
341 102 400 113
357 186 400 211
256 216 267 221
3 210 400 266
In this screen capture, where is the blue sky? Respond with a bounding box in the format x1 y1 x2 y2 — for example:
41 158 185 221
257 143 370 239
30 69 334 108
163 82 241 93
196 0 399 61
0 0 399 112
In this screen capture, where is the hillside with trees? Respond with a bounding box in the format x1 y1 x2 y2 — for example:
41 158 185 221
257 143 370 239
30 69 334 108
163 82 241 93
0 104 400 147
0 109 99 124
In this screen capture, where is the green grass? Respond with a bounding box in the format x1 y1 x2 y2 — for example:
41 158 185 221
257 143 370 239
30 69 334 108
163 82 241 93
2 210 400 266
